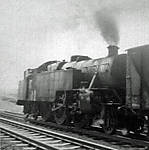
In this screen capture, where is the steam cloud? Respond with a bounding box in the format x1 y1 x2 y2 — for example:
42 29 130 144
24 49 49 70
95 11 119 45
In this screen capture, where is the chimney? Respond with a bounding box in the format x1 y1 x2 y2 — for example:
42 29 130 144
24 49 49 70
107 45 119 56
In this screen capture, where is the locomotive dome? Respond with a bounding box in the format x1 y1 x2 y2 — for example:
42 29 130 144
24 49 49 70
70 55 91 62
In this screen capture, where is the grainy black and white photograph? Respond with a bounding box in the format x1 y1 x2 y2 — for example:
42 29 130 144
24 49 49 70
0 0 149 149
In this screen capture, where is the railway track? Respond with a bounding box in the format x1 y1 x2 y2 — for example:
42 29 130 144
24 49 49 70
0 111 148 150
0 116 118 150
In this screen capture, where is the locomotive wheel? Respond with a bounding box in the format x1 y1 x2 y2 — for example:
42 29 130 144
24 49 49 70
102 107 116 134
54 107 67 124
42 110 51 122
74 114 91 128
32 114 38 120
41 104 53 122
24 113 29 122
54 92 68 125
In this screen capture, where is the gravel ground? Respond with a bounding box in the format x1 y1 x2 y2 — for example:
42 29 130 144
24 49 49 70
0 97 24 149
0 97 23 114
0 136 25 150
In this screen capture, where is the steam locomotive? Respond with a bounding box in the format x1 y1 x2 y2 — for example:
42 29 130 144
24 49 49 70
17 45 149 134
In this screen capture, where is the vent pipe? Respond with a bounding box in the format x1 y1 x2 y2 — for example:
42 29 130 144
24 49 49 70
107 45 119 56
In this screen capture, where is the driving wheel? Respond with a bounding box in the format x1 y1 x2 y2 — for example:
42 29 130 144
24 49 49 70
54 92 67 125
102 107 116 134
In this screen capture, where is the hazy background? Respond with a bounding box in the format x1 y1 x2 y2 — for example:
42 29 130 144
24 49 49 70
0 0 149 96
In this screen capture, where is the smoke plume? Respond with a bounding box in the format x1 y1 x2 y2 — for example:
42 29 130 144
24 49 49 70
95 11 119 45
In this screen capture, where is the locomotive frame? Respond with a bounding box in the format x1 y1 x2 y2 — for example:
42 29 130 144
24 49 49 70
17 45 149 135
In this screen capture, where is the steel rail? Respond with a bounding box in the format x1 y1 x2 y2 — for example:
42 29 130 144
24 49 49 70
0 117 118 150
0 111 148 149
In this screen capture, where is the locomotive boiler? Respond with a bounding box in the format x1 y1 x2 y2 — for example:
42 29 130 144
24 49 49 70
62 45 126 88
17 45 149 134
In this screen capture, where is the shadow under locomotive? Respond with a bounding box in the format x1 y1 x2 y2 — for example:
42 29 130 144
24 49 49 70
17 45 149 135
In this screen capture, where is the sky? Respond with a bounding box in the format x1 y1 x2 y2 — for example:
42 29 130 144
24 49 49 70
0 0 149 95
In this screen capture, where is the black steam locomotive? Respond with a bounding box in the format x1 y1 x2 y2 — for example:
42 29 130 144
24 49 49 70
17 45 149 134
